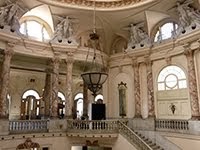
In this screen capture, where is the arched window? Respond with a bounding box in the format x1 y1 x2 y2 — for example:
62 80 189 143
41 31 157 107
95 94 103 104
21 89 40 120
58 91 65 117
20 20 51 41
157 65 187 91
74 93 83 118
154 22 178 42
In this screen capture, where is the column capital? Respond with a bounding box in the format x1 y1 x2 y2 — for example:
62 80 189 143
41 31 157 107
51 56 61 65
131 58 139 68
66 52 74 64
4 43 14 57
183 43 193 56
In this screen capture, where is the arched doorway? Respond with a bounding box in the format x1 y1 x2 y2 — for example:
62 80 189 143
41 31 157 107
21 89 40 120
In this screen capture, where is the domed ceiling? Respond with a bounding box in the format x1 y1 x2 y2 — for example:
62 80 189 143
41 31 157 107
37 0 154 10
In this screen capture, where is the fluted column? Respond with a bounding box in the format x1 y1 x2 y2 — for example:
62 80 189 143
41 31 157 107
83 82 88 118
42 68 52 118
145 57 155 117
132 59 141 117
184 46 199 118
65 53 74 118
51 56 60 118
0 44 14 119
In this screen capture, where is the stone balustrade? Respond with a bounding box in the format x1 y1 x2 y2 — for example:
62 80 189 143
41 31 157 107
67 119 119 132
155 119 189 131
9 120 48 133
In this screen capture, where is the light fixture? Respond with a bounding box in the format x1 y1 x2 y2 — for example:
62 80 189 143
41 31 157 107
81 0 108 97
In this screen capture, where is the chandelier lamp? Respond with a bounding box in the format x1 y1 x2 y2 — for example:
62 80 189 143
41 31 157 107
81 0 108 97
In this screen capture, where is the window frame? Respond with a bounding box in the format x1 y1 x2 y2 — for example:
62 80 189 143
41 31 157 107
19 16 53 42
157 65 187 91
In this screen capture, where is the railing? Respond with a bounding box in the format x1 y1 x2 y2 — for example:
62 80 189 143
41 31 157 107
118 121 153 150
67 119 119 132
155 119 189 130
9 120 48 133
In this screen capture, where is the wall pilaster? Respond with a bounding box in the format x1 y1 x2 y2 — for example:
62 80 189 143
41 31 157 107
65 53 74 118
184 45 199 118
0 43 14 119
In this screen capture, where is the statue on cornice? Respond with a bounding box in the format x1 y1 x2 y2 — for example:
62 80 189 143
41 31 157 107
52 15 78 43
124 23 151 50
177 0 200 32
0 3 22 33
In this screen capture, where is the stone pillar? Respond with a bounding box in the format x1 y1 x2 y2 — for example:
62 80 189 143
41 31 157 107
51 56 60 118
184 46 199 118
0 44 14 119
83 82 88 118
42 68 52 118
65 53 74 118
132 59 141 117
145 57 155 117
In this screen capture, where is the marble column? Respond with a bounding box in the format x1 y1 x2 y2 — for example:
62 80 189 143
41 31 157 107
42 68 52 118
65 53 74 118
51 56 60 118
0 44 14 119
132 59 141 117
145 58 155 117
83 82 88 118
184 47 199 118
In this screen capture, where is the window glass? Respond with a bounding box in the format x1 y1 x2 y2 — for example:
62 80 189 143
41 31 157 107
74 93 83 118
20 20 50 42
157 65 187 91
22 89 40 99
154 22 178 42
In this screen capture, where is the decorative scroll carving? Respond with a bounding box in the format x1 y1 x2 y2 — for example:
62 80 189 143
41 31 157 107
86 140 99 146
17 138 40 150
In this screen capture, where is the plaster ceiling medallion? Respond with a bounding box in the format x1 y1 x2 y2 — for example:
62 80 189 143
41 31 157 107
37 0 155 10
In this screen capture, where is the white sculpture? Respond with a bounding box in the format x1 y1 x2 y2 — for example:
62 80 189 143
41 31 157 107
52 16 77 41
124 23 151 49
177 0 200 29
0 6 9 27
0 3 21 32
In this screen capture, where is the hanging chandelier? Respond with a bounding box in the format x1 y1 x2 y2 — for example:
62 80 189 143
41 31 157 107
81 0 108 96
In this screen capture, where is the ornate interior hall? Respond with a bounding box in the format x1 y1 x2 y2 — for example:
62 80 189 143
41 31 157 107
0 0 200 150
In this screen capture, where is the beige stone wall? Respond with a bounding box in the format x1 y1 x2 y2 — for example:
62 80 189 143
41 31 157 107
9 69 46 120
112 134 137 150
152 55 191 119
108 65 134 118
